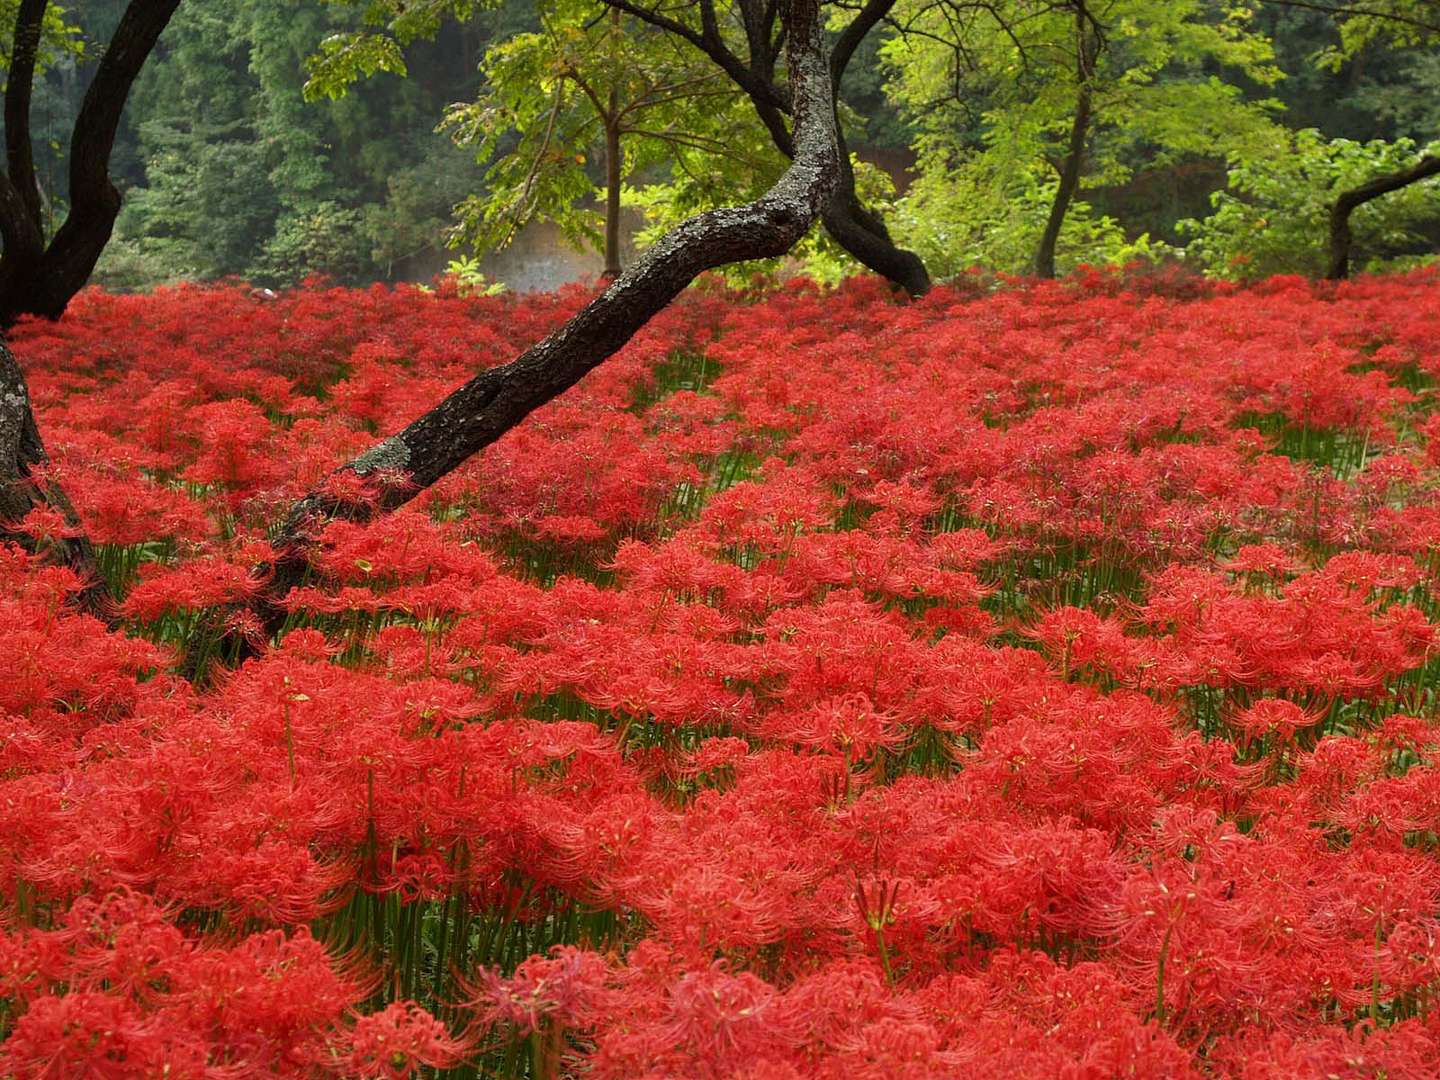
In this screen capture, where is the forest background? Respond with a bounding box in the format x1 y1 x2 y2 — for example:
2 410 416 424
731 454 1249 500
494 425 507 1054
7 0 1439 293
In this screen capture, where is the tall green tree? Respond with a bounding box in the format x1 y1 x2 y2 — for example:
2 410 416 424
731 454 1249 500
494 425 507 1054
442 1 740 278
883 0 1283 277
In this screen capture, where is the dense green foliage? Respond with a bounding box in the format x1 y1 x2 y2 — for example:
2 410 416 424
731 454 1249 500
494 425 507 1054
3 0 1438 287
1180 130 1440 278
882 0 1283 276
440 2 746 266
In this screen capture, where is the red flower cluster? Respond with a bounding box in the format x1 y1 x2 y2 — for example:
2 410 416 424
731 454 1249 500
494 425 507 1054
4 268 1440 1076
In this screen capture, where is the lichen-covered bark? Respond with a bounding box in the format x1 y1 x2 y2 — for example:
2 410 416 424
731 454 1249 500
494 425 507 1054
257 0 841 635
0 342 108 613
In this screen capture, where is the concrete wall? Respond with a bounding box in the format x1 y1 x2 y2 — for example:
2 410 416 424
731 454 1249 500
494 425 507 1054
403 211 644 293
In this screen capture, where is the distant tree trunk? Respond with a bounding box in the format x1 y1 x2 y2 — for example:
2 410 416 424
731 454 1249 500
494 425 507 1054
1035 82 1092 280
0 343 108 613
1036 13 1098 280
0 0 182 327
602 5 623 280
603 114 623 279
1327 154 1440 280
254 0 841 637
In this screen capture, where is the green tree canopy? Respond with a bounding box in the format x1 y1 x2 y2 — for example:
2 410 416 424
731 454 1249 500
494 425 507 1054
882 0 1284 277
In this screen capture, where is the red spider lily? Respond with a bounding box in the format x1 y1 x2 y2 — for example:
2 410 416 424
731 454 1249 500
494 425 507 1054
6 272 1440 1075
466 946 615 1039
344 1001 474 1079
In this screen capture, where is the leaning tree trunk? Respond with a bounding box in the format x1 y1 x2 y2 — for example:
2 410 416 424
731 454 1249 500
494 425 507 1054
253 0 841 638
1327 154 1440 280
0 343 108 613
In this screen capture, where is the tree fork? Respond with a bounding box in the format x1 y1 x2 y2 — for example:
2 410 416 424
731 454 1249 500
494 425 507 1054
252 0 841 639
1326 154 1440 280
0 0 183 327
604 0 930 297
0 0 181 618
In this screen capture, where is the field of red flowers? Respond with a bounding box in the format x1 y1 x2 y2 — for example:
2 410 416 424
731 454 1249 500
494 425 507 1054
4 268 1440 1076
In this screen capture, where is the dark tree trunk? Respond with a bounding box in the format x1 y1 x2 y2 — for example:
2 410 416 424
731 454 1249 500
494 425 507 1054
821 0 930 297
823 127 931 297
254 0 841 637
1327 155 1440 280
1034 82 1092 280
1036 12 1099 281
605 0 930 297
6 0 49 230
603 116 623 279
0 0 182 328
0 0 182 619
0 343 108 613
0 0 51 310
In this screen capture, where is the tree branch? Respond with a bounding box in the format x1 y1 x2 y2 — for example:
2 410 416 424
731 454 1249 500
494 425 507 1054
1327 153 1440 278
5 0 49 231
255 0 840 636
832 0 897 92
1261 0 1440 36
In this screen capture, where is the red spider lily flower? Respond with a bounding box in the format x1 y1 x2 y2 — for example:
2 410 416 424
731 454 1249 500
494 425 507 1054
8 272 1440 1076
1231 698 1317 743
0 991 203 1078
120 557 262 621
344 1001 474 1079
466 945 614 1036
779 693 903 760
